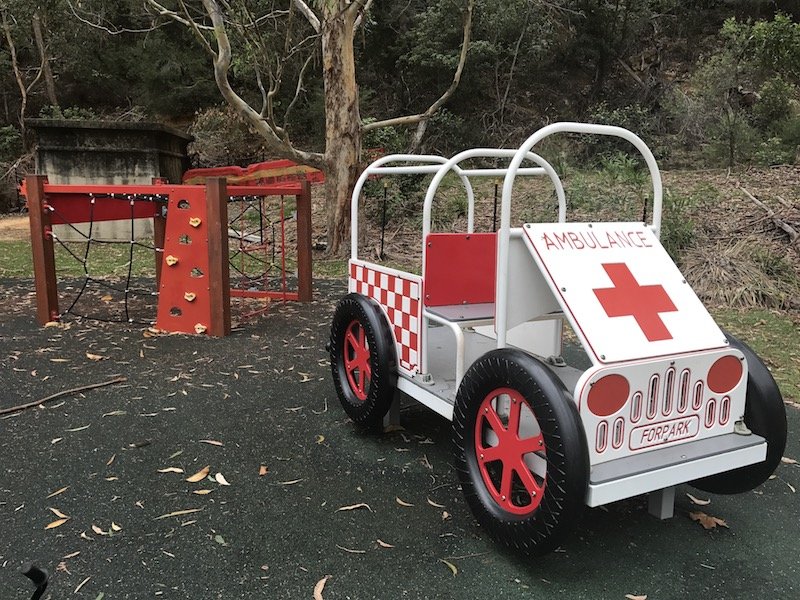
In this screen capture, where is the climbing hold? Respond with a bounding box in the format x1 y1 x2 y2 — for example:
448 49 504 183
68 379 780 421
184 292 197 302
165 255 179 266
189 217 202 228
194 323 207 334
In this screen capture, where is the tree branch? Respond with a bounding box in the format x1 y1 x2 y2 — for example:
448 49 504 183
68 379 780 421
354 0 374 30
293 0 320 33
362 0 474 153
200 0 324 170
70 0 173 34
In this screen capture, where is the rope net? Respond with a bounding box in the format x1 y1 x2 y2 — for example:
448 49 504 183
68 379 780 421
47 193 166 325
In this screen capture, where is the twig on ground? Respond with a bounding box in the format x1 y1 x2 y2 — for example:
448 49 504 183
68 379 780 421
739 185 798 244
0 377 127 415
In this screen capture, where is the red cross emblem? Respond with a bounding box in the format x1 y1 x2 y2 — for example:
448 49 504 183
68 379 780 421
593 263 677 341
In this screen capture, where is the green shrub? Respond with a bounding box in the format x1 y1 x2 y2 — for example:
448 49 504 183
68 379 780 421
754 76 794 129
0 126 22 161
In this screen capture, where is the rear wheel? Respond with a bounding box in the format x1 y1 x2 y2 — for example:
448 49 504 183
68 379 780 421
453 348 588 555
329 293 396 428
692 332 787 495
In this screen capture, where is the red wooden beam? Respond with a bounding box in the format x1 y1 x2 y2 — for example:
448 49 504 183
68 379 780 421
296 180 313 302
26 175 59 324
206 178 231 337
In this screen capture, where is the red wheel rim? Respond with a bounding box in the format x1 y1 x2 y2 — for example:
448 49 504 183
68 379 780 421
344 319 371 401
474 388 546 515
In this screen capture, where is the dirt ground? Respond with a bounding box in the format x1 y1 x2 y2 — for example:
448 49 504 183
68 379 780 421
0 277 798 600
0 215 29 241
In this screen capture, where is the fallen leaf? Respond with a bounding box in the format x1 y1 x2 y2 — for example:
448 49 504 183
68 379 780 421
50 358 70 363
80 531 93 541
259 465 269 477
86 352 107 361
51 438 62 444
787 482 796 493
315 434 325 444
47 486 69 499
103 410 126 417
689 511 729 530
440 559 458 576
74 576 91 594
625 595 647 600
686 493 711 506
154 508 203 520
193 489 213 495
186 466 210 483
781 456 798 465
376 539 394 548
336 544 366 554
396 497 414 507
63 551 80 559
106 454 116 466
111 522 122 532
215 472 231 486
158 467 184 474
66 424 90 432
214 534 227 546
91 524 107 536
45 518 69 530
313 575 331 600
278 478 303 485
336 503 372 513
442 511 450 520
49 507 69 519
427 497 445 508
200 439 224 447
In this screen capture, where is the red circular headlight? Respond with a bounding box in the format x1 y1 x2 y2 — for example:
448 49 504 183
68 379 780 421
587 374 630 417
707 355 744 394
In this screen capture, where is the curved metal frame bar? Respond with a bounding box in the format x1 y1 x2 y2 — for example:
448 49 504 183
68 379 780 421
495 122 664 348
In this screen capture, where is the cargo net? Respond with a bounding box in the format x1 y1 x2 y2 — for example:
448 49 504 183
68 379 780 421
227 194 298 320
47 193 166 325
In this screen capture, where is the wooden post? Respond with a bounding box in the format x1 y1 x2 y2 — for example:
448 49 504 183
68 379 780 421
152 179 167 288
296 180 313 302
205 178 231 336
26 175 59 324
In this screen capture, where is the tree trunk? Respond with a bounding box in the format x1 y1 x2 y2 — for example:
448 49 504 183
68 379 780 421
320 4 361 256
32 11 58 109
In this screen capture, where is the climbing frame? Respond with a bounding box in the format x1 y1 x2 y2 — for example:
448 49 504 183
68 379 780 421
155 179 230 336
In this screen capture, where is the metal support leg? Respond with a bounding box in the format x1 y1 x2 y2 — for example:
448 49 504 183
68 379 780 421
383 394 402 430
648 486 676 520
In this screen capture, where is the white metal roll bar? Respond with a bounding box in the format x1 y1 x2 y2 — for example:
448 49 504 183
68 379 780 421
420 148 566 269
495 122 664 349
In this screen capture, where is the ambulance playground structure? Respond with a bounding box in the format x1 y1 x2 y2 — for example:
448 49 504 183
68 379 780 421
327 123 787 555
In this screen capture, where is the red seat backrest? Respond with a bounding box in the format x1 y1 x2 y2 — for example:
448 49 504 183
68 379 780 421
423 233 497 307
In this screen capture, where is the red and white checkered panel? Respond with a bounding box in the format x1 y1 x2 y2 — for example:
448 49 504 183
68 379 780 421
349 260 422 374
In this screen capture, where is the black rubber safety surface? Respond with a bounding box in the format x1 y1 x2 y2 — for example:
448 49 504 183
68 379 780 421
0 278 798 599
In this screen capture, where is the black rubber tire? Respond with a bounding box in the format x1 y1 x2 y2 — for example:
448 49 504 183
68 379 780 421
692 332 787 495
452 348 589 555
329 293 397 428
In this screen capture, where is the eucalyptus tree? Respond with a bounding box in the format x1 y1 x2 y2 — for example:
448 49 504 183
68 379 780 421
145 0 475 254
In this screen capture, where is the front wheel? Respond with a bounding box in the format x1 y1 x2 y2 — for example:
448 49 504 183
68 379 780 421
692 332 787 495
452 348 589 555
329 293 397 428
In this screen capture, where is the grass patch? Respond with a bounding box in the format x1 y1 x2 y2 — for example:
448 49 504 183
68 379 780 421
0 240 32 277
0 239 161 279
713 307 800 403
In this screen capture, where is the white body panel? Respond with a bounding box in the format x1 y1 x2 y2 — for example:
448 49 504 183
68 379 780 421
523 222 726 364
